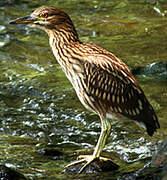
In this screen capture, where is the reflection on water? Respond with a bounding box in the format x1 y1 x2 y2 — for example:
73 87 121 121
0 0 167 179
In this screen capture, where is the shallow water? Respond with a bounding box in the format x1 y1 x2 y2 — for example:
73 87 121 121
0 0 167 179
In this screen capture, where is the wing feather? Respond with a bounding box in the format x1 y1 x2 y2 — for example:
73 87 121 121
82 55 160 136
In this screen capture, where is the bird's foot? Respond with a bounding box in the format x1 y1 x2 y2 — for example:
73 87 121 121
65 155 97 173
78 155 112 173
65 155 118 174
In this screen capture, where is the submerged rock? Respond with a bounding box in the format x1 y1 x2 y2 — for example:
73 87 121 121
131 62 167 79
38 148 63 157
0 0 22 6
0 165 26 180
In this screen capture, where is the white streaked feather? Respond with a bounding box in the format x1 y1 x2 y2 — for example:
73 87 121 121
106 113 118 120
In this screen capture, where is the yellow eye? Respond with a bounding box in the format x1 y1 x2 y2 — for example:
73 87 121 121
41 13 48 18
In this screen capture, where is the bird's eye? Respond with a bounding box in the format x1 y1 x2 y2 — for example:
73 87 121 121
41 13 48 18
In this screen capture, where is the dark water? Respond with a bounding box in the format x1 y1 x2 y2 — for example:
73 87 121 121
0 0 167 179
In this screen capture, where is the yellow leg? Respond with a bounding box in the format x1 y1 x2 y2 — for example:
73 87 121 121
66 118 112 173
92 118 111 158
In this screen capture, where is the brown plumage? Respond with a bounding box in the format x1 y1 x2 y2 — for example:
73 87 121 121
10 6 160 173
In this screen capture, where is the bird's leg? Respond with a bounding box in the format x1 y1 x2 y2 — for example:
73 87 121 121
66 118 112 173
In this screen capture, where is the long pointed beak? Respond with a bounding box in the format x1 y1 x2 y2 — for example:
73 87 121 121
9 16 37 24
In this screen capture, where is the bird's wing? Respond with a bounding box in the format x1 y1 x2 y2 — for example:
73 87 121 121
82 53 159 136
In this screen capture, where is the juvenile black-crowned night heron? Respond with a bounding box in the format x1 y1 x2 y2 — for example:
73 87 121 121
10 6 160 173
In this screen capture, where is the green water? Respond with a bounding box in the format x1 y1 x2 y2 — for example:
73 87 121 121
0 0 167 179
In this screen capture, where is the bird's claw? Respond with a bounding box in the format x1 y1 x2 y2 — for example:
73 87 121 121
66 155 109 174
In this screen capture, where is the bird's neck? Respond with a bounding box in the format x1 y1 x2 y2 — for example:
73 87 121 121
47 24 80 59
47 26 81 74
47 24 80 44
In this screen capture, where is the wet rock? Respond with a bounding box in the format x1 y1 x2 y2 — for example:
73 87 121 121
0 165 26 180
119 137 167 180
151 137 167 179
62 138 167 177
131 62 167 79
151 137 167 168
63 158 119 174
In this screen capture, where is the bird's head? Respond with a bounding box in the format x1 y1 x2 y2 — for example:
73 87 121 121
10 6 72 30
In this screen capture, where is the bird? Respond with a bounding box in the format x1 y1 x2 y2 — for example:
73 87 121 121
10 6 160 173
